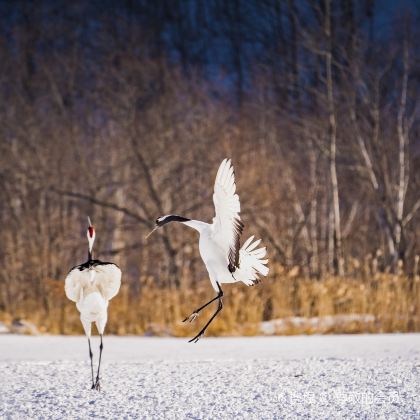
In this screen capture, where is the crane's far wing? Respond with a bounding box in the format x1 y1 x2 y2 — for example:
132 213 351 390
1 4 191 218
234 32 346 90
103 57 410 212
94 262 122 301
211 158 244 271
64 265 86 303
235 235 269 286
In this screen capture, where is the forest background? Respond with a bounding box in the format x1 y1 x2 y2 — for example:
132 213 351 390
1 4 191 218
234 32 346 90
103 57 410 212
0 0 419 335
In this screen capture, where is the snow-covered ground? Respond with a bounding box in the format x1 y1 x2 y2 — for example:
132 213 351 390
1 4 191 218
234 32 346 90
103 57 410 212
0 334 419 419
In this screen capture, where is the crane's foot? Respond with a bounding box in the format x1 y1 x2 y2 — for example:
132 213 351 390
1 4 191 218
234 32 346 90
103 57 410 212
188 330 205 343
94 378 101 391
183 312 199 323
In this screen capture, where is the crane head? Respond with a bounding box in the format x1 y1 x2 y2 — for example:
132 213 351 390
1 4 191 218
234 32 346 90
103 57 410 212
144 215 191 240
87 216 96 252
144 215 170 239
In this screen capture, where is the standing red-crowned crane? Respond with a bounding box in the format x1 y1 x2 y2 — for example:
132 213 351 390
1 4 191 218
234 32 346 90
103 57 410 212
146 158 269 342
65 217 121 390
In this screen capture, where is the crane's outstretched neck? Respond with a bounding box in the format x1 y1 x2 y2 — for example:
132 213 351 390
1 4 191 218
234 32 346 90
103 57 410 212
88 241 94 260
181 219 208 233
156 214 208 233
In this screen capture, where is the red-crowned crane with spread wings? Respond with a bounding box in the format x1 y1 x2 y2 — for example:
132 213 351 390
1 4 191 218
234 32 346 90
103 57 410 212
65 217 121 390
146 159 269 342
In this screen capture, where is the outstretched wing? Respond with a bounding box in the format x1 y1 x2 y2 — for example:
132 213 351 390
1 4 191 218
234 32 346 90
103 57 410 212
211 158 244 272
64 265 86 303
64 261 121 303
92 262 122 301
235 236 269 286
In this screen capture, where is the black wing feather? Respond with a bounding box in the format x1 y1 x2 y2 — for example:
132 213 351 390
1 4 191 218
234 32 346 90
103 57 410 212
228 217 244 272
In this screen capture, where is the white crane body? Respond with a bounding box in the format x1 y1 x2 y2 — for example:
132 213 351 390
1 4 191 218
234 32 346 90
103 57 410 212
66 260 120 337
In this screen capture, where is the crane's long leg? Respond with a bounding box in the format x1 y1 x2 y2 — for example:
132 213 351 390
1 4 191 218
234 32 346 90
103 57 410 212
189 283 223 343
88 338 95 389
94 335 103 390
182 293 221 322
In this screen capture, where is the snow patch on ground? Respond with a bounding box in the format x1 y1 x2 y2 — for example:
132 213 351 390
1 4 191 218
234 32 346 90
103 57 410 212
0 334 419 419
260 314 376 335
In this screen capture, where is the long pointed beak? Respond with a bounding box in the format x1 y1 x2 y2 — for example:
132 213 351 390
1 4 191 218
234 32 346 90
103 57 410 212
87 216 92 227
145 226 159 240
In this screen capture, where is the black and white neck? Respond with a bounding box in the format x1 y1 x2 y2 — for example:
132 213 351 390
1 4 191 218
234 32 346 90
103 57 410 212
156 214 207 233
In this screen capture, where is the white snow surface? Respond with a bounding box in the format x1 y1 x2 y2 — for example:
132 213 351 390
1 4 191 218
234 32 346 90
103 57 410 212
0 334 419 419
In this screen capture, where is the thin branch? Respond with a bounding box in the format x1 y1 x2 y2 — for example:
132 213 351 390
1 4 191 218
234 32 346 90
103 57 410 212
51 188 151 227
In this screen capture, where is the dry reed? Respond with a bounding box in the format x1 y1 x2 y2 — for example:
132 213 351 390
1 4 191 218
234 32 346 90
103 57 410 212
2 266 419 336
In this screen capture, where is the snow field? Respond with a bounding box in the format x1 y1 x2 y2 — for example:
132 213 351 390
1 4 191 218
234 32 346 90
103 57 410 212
0 335 419 419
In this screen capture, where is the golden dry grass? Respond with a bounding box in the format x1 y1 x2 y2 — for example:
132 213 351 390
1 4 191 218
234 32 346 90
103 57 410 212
2 267 419 336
